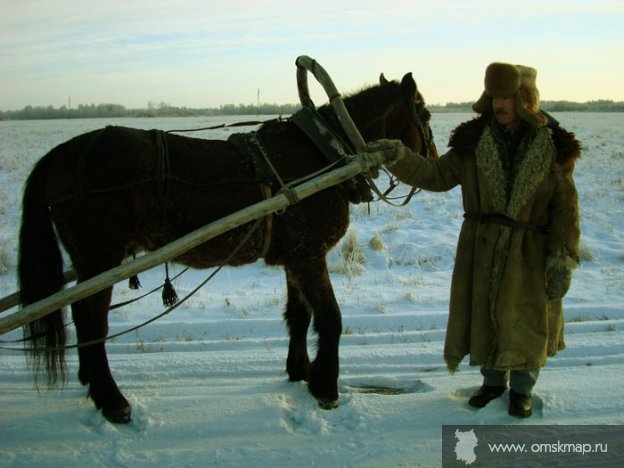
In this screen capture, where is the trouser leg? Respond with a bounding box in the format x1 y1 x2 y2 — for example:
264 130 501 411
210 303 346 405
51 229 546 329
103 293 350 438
468 367 508 408
481 367 509 387
510 369 540 395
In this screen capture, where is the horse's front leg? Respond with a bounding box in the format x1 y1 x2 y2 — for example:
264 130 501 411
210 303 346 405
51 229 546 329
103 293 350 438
286 259 342 409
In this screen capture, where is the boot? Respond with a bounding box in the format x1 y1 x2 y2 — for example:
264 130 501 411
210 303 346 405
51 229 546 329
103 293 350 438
468 385 506 408
508 389 532 418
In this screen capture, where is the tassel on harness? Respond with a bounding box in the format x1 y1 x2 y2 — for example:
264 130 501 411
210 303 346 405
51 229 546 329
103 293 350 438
162 263 179 307
128 253 142 289
129 275 142 290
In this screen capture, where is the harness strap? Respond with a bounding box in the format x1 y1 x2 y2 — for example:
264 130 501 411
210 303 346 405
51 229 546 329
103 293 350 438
464 212 549 235
291 106 372 204
228 132 281 259
260 184 274 259
228 132 279 188
153 129 172 221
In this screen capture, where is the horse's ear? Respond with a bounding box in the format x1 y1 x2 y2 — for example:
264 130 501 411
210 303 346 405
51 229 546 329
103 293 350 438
400 72 417 99
380 73 389 85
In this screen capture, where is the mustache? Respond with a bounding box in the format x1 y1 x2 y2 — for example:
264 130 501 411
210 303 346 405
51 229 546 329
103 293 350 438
494 108 509 116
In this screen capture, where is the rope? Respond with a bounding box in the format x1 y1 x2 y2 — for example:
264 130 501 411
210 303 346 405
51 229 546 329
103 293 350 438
166 118 283 134
0 219 264 353
0 268 189 345
366 173 421 207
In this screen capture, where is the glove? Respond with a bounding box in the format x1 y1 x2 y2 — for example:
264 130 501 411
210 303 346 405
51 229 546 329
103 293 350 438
366 139 410 167
546 263 572 300
545 249 579 300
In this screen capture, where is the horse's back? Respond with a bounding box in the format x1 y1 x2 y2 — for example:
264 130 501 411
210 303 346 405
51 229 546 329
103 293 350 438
42 126 153 201
41 126 248 204
166 131 246 181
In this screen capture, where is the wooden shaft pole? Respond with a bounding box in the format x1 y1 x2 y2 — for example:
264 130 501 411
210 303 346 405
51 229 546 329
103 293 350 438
295 55 366 153
0 151 386 335
0 270 77 314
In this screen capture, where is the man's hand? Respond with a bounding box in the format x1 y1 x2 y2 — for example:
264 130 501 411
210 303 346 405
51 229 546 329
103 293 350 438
366 139 409 167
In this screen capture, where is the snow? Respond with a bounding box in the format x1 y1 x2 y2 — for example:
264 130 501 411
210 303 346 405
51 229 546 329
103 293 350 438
1 112 623 467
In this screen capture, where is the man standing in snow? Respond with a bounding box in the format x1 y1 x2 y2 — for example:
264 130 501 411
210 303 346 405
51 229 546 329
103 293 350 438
367 62 581 417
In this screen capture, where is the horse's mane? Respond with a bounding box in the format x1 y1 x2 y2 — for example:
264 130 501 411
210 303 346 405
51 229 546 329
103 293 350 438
316 80 405 131
344 81 404 120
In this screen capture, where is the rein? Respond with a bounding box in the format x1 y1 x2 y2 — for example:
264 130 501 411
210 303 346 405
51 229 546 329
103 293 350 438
0 219 264 353
0 267 189 345
364 99 429 207
166 117 283 134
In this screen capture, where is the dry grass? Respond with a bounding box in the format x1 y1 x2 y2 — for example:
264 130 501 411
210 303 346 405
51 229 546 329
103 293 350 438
369 232 385 252
330 230 367 277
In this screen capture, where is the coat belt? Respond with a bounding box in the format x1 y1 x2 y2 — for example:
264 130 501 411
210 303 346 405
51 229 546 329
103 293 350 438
464 212 549 235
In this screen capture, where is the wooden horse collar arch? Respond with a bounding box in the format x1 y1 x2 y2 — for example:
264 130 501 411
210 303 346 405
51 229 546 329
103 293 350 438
295 55 424 208
295 56 367 156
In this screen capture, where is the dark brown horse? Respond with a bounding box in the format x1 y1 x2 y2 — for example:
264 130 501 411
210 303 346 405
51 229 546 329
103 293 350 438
18 73 437 423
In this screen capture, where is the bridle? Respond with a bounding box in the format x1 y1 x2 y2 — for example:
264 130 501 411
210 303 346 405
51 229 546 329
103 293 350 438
406 97 435 159
368 97 434 207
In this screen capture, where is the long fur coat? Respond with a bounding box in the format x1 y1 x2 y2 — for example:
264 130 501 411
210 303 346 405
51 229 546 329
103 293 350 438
388 113 581 372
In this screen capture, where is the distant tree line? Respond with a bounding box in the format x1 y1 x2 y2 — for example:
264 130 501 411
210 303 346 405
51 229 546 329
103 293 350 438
542 100 624 112
0 101 302 120
427 100 624 113
0 103 129 120
1 99 623 120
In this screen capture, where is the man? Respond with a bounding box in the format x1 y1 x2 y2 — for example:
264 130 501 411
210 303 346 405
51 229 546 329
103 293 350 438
368 62 581 417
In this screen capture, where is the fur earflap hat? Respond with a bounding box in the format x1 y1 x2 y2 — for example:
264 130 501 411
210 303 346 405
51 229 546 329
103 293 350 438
473 62 548 128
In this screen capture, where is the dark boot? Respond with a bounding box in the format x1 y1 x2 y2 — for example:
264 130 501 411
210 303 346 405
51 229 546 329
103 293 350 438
508 389 532 418
468 385 506 408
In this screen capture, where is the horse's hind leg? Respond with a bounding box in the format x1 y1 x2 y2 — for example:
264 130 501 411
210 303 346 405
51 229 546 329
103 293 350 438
59 219 131 423
72 285 130 423
285 259 342 409
284 274 312 382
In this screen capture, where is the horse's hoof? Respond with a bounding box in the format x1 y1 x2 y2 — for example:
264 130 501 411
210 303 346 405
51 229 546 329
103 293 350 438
286 358 311 382
287 368 310 383
102 404 132 424
317 397 339 410
308 380 338 409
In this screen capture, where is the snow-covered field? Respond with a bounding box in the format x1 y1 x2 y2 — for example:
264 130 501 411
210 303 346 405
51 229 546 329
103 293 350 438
1 112 623 467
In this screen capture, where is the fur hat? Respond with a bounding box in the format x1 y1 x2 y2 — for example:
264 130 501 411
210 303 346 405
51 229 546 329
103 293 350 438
473 62 547 128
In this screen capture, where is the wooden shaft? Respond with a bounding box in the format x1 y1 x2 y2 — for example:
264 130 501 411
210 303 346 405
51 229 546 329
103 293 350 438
295 55 366 153
0 270 77 314
296 64 315 108
0 151 387 335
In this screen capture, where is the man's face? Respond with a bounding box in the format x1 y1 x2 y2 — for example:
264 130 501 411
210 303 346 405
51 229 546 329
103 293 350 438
492 96 520 129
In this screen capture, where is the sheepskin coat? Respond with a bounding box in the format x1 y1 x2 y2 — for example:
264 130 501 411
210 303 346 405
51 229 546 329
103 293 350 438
388 113 581 372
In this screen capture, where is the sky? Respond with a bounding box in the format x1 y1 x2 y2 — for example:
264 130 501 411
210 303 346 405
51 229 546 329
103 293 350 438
1 0 623 110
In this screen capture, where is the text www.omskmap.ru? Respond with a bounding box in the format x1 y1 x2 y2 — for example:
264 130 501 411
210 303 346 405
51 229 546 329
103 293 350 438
488 441 608 455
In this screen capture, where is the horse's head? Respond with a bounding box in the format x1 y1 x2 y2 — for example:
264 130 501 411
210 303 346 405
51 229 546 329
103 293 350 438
316 73 437 159
376 72 438 159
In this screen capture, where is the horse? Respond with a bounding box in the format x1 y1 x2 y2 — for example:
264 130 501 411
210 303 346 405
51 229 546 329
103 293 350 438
18 72 437 423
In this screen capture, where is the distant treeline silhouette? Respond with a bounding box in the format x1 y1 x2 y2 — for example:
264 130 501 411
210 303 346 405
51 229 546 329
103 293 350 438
2 99 623 120
429 100 624 113
0 102 301 120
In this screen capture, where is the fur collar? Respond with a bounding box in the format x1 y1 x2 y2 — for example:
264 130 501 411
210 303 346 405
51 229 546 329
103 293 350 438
475 125 555 217
449 113 581 167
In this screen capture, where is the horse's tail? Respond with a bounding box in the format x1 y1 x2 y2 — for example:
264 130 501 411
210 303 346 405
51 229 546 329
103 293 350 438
18 152 67 386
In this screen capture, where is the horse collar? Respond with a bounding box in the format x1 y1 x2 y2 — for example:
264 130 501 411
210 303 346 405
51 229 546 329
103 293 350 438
291 107 372 203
